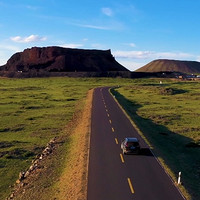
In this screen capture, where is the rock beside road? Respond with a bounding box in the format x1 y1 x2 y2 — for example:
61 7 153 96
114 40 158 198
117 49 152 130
6 137 57 200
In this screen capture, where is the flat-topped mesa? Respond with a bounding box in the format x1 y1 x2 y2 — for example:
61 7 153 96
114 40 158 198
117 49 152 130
1 46 128 73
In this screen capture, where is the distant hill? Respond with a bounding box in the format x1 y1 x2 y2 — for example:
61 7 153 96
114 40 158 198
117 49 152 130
0 46 129 77
136 59 200 74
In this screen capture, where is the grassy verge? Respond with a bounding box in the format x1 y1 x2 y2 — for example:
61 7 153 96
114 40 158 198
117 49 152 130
111 79 200 200
53 89 93 200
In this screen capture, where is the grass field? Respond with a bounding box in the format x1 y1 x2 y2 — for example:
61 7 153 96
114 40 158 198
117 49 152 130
0 77 199 199
0 77 133 199
0 77 90 198
111 79 200 200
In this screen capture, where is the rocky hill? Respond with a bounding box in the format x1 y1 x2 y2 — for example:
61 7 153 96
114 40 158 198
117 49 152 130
136 59 200 73
0 46 129 77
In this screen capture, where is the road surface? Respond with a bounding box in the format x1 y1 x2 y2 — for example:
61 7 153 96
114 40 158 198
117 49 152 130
87 87 185 200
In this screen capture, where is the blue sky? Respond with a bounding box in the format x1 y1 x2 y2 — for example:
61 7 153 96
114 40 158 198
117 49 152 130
0 0 200 71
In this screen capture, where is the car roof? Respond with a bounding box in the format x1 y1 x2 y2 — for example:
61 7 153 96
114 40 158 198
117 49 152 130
125 137 139 142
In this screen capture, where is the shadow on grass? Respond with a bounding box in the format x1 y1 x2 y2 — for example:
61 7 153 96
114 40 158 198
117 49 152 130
158 87 188 95
111 88 200 200
4 148 35 159
140 83 188 95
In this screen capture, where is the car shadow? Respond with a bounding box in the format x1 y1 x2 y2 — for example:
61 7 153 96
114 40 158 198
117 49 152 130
123 148 153 156
139 148 154 156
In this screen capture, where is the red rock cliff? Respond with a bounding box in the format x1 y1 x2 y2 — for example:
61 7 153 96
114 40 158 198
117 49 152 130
1 46 128 73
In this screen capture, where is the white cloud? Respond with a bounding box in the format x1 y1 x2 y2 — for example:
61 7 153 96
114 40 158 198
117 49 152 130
91 43 106 49
25 5 38 10
0 45 22 65
0 57 7 66
75 23 111 30
102 7 113 16
61 43 83 48
123 43 136 48
0 45 21 52
10 35 47 43
39 14 123 31
116 59 145 71
129 43 136 47
113 50 151 59
196 56 200 62
113 50 193 60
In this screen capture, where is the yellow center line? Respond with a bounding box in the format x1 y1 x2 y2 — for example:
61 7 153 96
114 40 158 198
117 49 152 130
107 113 110 117
120 153 125 163
106 109 108 112
115 138 118 144
112 127 115 132
109 119 112 124
127 178 135 194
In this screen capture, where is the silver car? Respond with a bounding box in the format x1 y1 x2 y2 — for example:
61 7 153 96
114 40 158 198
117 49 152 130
121 137 140 154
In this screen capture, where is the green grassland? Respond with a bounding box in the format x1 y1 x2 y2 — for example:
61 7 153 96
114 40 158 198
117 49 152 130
112 79 200 200
0 77 133 199
0 78 88 198
0 77 199 199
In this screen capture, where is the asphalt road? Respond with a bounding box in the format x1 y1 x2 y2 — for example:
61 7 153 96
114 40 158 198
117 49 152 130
87 87 185 200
